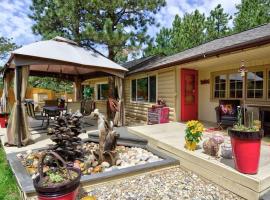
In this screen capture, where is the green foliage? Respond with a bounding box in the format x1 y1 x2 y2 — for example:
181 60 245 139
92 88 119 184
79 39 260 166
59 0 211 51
0 37 17 61
234 0 270 32
0 146 20 200
83 86 94 99
29 0 166 61
47 171 64 183
28 76 73 93
173 10 205 50
145 1 270 57
205 4 232 41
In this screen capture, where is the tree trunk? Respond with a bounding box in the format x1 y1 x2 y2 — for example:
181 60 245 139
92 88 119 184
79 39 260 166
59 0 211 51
108 47 116 61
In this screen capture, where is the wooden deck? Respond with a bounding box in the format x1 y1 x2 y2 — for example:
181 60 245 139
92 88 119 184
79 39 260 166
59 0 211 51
128 122 270 200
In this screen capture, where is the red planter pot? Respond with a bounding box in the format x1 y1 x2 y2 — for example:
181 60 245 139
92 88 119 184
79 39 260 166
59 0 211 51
33 151 81 200
228 128 263 174
37 187 79 200
0 113 9 128
34 167 81 200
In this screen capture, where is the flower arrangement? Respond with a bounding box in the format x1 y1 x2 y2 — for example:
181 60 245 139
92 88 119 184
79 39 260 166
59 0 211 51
185 120 204 151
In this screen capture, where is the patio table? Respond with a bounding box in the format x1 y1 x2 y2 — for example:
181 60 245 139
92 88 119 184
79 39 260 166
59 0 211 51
43 106 65 126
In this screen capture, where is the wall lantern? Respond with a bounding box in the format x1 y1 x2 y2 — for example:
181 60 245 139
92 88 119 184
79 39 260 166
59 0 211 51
238 60 248 77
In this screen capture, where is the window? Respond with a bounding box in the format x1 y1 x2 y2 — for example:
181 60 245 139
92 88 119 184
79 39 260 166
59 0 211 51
247 71 264 99
214 75 226 98
229 73 243 98
97 83 109 100
137 77 148 102
149 76 157 102
131 76 157 103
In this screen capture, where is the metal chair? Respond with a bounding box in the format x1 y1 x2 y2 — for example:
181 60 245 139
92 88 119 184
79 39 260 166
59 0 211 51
25 100 47 128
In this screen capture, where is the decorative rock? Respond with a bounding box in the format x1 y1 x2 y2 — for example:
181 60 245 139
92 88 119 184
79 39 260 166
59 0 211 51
32 159 39 168
26 150 32 155
116 159 122 166
203 138 219 156
92 161 99 167
101 162 110 168
93 166 102 173
212 134 225 145
74 162 81 169
221 143 233 159
26 167 36 175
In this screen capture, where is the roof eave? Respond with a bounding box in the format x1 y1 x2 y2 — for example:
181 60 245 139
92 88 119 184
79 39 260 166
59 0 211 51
128 35 270 75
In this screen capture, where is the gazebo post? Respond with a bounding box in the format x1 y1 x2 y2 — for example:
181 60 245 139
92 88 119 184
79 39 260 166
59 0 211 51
74 77 82 101
15 66 22 147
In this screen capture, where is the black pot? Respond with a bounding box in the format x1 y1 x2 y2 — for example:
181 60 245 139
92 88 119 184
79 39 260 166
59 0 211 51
33 151 81 198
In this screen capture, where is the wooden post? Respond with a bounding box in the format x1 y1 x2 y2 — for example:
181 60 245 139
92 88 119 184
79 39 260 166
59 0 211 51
15 66 22 147
73 77 82 101
107 76 115 120
108 76 115 98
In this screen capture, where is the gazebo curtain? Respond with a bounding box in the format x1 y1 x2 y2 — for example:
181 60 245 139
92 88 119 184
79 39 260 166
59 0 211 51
6 66 31 146
114 77 124 126
1 71 14 113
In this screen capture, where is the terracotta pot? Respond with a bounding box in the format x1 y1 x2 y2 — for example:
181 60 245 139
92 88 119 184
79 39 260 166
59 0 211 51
185 140 197 151
228 128 263 174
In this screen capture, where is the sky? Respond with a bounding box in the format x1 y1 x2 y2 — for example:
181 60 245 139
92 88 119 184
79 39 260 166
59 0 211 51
0 0 241 60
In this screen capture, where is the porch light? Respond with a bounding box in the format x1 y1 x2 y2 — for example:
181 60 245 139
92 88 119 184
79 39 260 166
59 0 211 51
238 60 248 77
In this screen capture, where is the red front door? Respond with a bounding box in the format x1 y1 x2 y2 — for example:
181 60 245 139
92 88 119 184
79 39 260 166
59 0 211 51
181 69 198 121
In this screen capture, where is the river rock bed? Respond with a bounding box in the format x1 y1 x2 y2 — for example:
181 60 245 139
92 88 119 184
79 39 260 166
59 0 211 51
16 142 162 178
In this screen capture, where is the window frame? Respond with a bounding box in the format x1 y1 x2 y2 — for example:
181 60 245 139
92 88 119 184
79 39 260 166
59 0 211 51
246 69 266 101
130 75 157 103
228 73 243 99
211 66 269 102
95 82 109 101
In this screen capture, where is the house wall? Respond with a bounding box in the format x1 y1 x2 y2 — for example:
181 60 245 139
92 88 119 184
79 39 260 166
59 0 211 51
83 77 109 116
124 67 177 122
198 63 270 123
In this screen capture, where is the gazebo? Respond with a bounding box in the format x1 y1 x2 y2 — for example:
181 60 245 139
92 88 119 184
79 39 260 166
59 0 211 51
1 36 127 147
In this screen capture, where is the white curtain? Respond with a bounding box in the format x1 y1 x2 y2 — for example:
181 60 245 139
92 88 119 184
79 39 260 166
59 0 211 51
6 66 31 146
114 77 124 126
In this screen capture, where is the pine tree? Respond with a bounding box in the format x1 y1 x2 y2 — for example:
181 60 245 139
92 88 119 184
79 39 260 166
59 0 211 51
0 37 17 61
234 0 270 32
144 27 173 56
206 4 232 41
29 0 166 62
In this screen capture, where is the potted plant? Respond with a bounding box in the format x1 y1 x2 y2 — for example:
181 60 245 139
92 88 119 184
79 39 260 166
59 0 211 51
33 151 81 200
185 120 204 151
228 106 263 174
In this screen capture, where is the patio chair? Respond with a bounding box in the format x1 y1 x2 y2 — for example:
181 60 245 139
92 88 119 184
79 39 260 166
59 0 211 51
81 99 96 115
215 100 242 129
25 100 47 129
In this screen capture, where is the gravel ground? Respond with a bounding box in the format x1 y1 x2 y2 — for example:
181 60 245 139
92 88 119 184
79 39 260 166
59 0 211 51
83 166 244 200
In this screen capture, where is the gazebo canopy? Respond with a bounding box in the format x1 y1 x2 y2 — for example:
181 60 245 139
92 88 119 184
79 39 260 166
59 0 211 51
3 36 127 80
2 36 127 147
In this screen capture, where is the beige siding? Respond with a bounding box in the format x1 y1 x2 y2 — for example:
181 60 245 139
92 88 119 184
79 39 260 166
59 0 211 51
124 67 177 122
83 77 108 116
